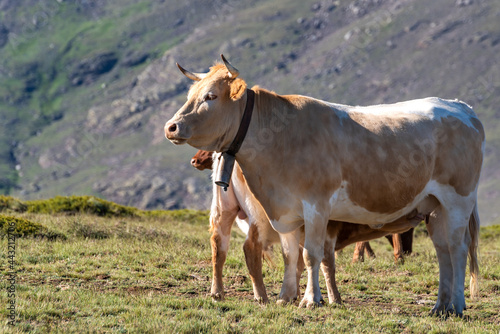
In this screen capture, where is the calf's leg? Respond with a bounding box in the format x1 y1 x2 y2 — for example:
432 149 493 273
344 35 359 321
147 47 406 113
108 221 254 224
392 234 404 264
364 242 376 259
400 228 414 254
210 209 238 301
321 235 342 304
352 242 366 263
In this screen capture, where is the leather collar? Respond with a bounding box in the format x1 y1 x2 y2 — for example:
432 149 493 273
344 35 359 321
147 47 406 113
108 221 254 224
226 89 255 156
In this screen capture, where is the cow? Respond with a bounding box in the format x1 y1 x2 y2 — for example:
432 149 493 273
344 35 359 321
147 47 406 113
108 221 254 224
165 55 483 315
191 150 421 304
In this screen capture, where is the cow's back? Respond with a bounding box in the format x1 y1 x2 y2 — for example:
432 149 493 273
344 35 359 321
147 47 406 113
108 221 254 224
332 98 484 217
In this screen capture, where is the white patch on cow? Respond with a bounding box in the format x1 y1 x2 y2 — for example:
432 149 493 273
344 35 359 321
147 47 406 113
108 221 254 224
327 179 470 226
329 190 338 208
211 223 231 252
302 200 319 225
425 180 477 213
346 97 479 131
235 218 250 235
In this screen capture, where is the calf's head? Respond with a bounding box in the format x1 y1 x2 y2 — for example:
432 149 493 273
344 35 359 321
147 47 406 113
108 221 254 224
191 150 214 171
165 55 247 151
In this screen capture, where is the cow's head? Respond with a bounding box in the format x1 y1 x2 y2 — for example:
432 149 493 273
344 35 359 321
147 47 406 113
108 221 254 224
165 55 247 151
191 150 214 171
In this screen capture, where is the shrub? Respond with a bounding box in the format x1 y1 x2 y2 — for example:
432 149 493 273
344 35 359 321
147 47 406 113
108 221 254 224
0 215 66 240
25 196 138 217
0 195 27 212
147 209 210 225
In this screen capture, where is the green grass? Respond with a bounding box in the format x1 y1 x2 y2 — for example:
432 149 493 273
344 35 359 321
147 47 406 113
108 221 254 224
0 197 499 333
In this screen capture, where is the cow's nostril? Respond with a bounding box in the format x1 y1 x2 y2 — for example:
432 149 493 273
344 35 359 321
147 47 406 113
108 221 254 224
191 159 197 166
168 123 177 133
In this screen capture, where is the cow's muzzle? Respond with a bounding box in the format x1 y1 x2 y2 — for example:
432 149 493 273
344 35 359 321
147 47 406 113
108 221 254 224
164 121 190 145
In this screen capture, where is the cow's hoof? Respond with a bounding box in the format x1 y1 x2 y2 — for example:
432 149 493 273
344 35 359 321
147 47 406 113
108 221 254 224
255 296 269 304
277 298 293 306
331 297 342 305
445 305 464 318
211 292 224 301
299 299 323 308
429 304 447 317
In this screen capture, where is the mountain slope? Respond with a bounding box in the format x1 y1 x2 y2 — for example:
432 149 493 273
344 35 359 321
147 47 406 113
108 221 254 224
1 0 499 224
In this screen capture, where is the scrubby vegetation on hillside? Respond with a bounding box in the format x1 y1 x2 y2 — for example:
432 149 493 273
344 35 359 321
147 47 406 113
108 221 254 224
0 195 209 240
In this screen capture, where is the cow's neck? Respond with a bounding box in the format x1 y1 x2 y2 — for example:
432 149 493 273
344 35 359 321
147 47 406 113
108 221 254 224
234 88 344 221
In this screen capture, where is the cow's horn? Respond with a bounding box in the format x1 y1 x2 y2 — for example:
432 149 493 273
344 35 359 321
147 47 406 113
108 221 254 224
176 63 206 81
221 54 239 79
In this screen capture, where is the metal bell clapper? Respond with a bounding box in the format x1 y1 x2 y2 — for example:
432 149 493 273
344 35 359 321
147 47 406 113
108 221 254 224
214 152 236 191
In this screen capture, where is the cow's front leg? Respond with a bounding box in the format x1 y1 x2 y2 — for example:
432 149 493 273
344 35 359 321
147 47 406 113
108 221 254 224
278 229 301 304
299 213 328 308
210 209 238 301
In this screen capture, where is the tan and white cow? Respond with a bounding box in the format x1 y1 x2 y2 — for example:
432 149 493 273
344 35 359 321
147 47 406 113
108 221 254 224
165 55 484 315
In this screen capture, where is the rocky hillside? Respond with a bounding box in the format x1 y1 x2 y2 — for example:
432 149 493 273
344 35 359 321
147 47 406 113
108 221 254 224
1 0 499 225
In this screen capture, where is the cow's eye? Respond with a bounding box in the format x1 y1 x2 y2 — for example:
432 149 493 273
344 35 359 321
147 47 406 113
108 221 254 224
204 93 217 101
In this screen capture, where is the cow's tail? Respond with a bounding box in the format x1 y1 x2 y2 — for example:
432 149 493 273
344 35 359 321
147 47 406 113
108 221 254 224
468 203 480 300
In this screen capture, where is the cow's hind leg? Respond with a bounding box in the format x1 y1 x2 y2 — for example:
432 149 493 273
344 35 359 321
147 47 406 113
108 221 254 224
446 207 473 316
427 202 473 317
427 205 453 314
243 223 268 303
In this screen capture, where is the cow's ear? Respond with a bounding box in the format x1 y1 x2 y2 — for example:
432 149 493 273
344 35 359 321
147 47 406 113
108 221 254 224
229 78 247 101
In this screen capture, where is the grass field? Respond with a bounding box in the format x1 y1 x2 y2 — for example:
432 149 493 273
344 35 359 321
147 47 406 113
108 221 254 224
1 197 499 333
